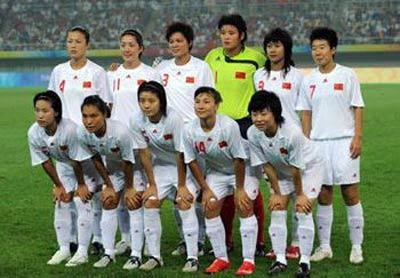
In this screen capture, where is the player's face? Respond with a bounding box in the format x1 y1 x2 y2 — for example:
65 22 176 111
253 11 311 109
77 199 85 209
139 91 161 119
66 31 89 60
194 93 218 119
168 32 190 58
35 100 57 128
219 25 243 51
311 39 336 67
251 109 276 132
120 34 143 63
82 105 106 134
266 41 285 65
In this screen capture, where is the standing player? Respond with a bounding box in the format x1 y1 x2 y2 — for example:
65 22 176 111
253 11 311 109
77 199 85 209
205 14 266 255
253 28 303 259
296 27 365 264
107 29 161 257
155 21 214 256
28 90 101 266
247 90 325 277
183 87 259 275
48 26 112 254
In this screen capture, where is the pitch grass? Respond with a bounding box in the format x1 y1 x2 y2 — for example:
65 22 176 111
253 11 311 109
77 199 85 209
0 84 399 277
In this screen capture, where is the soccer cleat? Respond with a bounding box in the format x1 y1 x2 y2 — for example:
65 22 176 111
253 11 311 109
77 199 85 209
65 253 88 267
310 246 333 262
255 243 267 257
266 249 276 260
204 258 230 274
70 242 78 254
295 263 310 278
171 241 186 256
123 256 141 270
47 250 71 265
235 261 255 276
267 261 287 276
349 246 363 264
286 245 300 260
93 254 115 268
114 240 130 256
182 258 199 272
139 256 164 271
90 241 104 256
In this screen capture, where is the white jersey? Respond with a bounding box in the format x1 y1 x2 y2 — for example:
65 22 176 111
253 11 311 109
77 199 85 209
48 59 112 125
182 114 247 175
108 63 161 125
296 64 365 140
28 118 92 166
253 66 303 127
155 56 214 122
247 123 323 181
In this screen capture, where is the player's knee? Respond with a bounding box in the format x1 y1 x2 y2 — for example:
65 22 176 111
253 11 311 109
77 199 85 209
144 198 160 209
318 186 333 205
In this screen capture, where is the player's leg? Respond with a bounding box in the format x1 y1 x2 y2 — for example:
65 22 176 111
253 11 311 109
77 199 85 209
220 194 235 251
253 191 267 257
90 190 104 255
115 196 131 256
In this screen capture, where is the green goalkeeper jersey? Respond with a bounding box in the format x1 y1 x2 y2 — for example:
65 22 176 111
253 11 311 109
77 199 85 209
205 46 266 119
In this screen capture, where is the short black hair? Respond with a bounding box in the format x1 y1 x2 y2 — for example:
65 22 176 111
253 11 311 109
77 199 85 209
120 29 144 58
194 86 223 105
137 81 167 117
218 14 247 44
166 22 194 51
263 28 295 78
67 26 90 44
248 90 285 126
81 95 111 118
309 27 338 49
33 90 62 123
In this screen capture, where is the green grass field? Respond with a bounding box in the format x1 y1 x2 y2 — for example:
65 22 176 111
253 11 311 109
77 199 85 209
1 84 400 277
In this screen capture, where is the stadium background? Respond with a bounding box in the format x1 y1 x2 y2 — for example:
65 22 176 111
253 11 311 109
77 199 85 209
0 0 399 277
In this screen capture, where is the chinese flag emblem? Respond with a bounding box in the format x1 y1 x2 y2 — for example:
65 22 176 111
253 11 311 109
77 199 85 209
83 81 92 88
280 147 288 155
282 82 292 90
186 76 195 83
218 141 228 148
235 71 246 79
334 83 344 91
163 134 173 140
137 79 145 85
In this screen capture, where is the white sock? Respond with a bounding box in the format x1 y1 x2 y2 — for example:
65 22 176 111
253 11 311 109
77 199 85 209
290 194 299 246
180 205 199 260
239 215 258 264
316 204 333 249
144 208 162 259
54 202 72 253
101 208 118 257
70 201 78 244
346 202 364 246
297 212 314 268
129 207 144 259
195 201 206 245
91 192 102 244
205 217 228 261
269 210 287 265
74 197 93 257
173 205 185 243
118 201 131 244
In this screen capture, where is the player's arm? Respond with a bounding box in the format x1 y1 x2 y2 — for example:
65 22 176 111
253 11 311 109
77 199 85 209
122 160 134 189
41 159 69 202
263 163 280 194
71 160 92 202
291 165 312 213
188 160 208 191
301 110 312 138
350 106 363 159
91 154 113 188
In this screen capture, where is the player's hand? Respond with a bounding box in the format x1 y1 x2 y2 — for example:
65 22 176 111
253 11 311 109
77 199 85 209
108 63 120 72
235 187 252 212
176 186 194 210
142 185 158 203
76 184 92 203
350 136 362 159
101 186 118 206
268 193 284 211
295 193 312 214
124 187 142 210
202 187 218 211
53 185 67 203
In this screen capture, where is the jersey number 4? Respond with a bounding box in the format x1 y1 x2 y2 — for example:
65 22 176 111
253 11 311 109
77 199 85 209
195 141 206 154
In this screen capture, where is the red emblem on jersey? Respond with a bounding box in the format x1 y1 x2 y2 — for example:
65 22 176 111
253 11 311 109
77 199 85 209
235 71 246 79
279 147 288 155
83 81 92 88
137 79 145 85
282 82 292 90
163 134 173 140
334 83 344 91
218 141 228 148
185 76 195 83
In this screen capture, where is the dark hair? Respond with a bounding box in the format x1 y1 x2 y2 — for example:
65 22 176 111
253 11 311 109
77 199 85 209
81 95 111 118
263 28 295 78
166 22 194 51
67 26 90 44
218 14 247 44
309 27 338 49
33 90 62 123
137 81 167 117
248 90 285 126
194 86 223 105
120 29 144 58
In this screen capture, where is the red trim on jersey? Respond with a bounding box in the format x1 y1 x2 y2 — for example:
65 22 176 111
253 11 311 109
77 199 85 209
185 76 195 83
137 79 145 86
282 82 292 90
218 141 228 148
279 147 288 155
163 134 173 140
334 83 344 91
83 81 92 88
235 71 246 79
